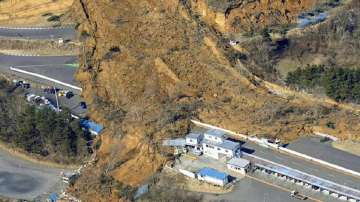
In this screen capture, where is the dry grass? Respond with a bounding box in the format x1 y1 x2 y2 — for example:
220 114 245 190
0 0 74 26
0 38 79 56
332 141 360 156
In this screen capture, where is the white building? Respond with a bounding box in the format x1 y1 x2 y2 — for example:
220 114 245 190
202 129 240 159
185 132 203 146
227 157 250 175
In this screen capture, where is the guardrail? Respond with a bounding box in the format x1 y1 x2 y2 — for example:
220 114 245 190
191 119 360 179
10 66 82 91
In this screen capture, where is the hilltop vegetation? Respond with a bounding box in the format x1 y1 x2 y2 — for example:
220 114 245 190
287 65 360 103
0 79 91 164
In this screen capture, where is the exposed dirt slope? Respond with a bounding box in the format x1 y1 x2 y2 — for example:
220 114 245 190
187 0 317 33
71 0 360 201
0 0 74 26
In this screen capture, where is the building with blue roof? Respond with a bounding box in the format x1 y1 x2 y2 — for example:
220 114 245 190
80 119 104 135
197 167 229 186
47 193 59 202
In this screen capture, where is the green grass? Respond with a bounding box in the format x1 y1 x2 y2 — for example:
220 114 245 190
65 63 79 68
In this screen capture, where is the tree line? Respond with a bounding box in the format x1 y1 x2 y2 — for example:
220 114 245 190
286 65 360 103
0 79 92 164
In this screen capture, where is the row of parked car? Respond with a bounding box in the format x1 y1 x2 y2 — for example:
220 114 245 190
14 79 87 110
43 87 74 99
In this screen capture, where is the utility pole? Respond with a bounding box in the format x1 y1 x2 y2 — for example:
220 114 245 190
54 86 60 112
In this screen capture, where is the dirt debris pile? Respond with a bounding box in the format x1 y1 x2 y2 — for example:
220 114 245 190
68 0 360 200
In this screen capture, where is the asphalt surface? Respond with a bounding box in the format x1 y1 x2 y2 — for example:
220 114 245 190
25 85 87 117
0 55 80 91
287 136 360 173
203 177 305 202
0 55 86 116
0 26 75 40
0 55 77 67
240 141 360 190
15 64 79 86
0 148 67 200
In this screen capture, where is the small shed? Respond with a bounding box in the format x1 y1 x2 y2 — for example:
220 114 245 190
227 157 250 175
80 119 104 135
197 167 229 186
185 132 203 146
47 193 59 202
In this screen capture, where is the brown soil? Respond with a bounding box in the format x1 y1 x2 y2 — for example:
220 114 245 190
69 0 360 201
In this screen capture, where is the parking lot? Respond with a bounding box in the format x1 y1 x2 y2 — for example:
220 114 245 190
287 136 360 173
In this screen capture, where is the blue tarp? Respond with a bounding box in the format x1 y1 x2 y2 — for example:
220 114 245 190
80 119 104 135
48 193 59 202
198 167 228 180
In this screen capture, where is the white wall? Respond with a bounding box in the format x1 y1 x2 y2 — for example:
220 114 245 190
198 175 227 186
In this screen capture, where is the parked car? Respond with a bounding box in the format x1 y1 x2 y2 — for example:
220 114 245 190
80 102 87 109
22 83 31 89
65 91 74 99
44 87 56 94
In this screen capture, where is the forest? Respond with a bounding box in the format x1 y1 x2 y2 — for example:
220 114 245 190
286 65 360 103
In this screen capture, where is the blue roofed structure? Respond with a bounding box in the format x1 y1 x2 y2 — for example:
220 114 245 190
48 193 59 202
80 119 104 135
197 167 229 186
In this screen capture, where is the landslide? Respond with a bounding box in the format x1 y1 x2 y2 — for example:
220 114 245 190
187 0 318 33
71 0 359 200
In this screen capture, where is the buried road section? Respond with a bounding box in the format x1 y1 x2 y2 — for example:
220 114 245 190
0 148 69 200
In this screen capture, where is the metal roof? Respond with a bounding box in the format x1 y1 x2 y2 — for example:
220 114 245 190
198 167 228 180
49 193 59 201
186 132 203 139
205 129 226 138
227 157 250 168
80 119 104 135
254 159 360 200
162 138 186 146
203 139 240 151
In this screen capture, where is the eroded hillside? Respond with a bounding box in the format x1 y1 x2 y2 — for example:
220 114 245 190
71 0 360 201
0 0 74 26
186 0 317 33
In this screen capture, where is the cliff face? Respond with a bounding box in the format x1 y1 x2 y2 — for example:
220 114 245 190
72 0 360 200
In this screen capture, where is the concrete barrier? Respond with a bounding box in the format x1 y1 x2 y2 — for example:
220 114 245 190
10 67 82 91
179 169 196 179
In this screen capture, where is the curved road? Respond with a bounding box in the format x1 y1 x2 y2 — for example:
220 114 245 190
0 26 75 40
0 148 67 200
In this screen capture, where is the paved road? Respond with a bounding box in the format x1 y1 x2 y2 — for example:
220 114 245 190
0 26 75 40
287 136 360 173
0 55 80 91
203 177 305 202
0 55 77 67
14 64 79 86
240 141 360 190
0 148 67 200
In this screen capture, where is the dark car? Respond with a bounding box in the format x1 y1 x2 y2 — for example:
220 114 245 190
66 91 74 99
80 102 87 109
22 83 31 89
